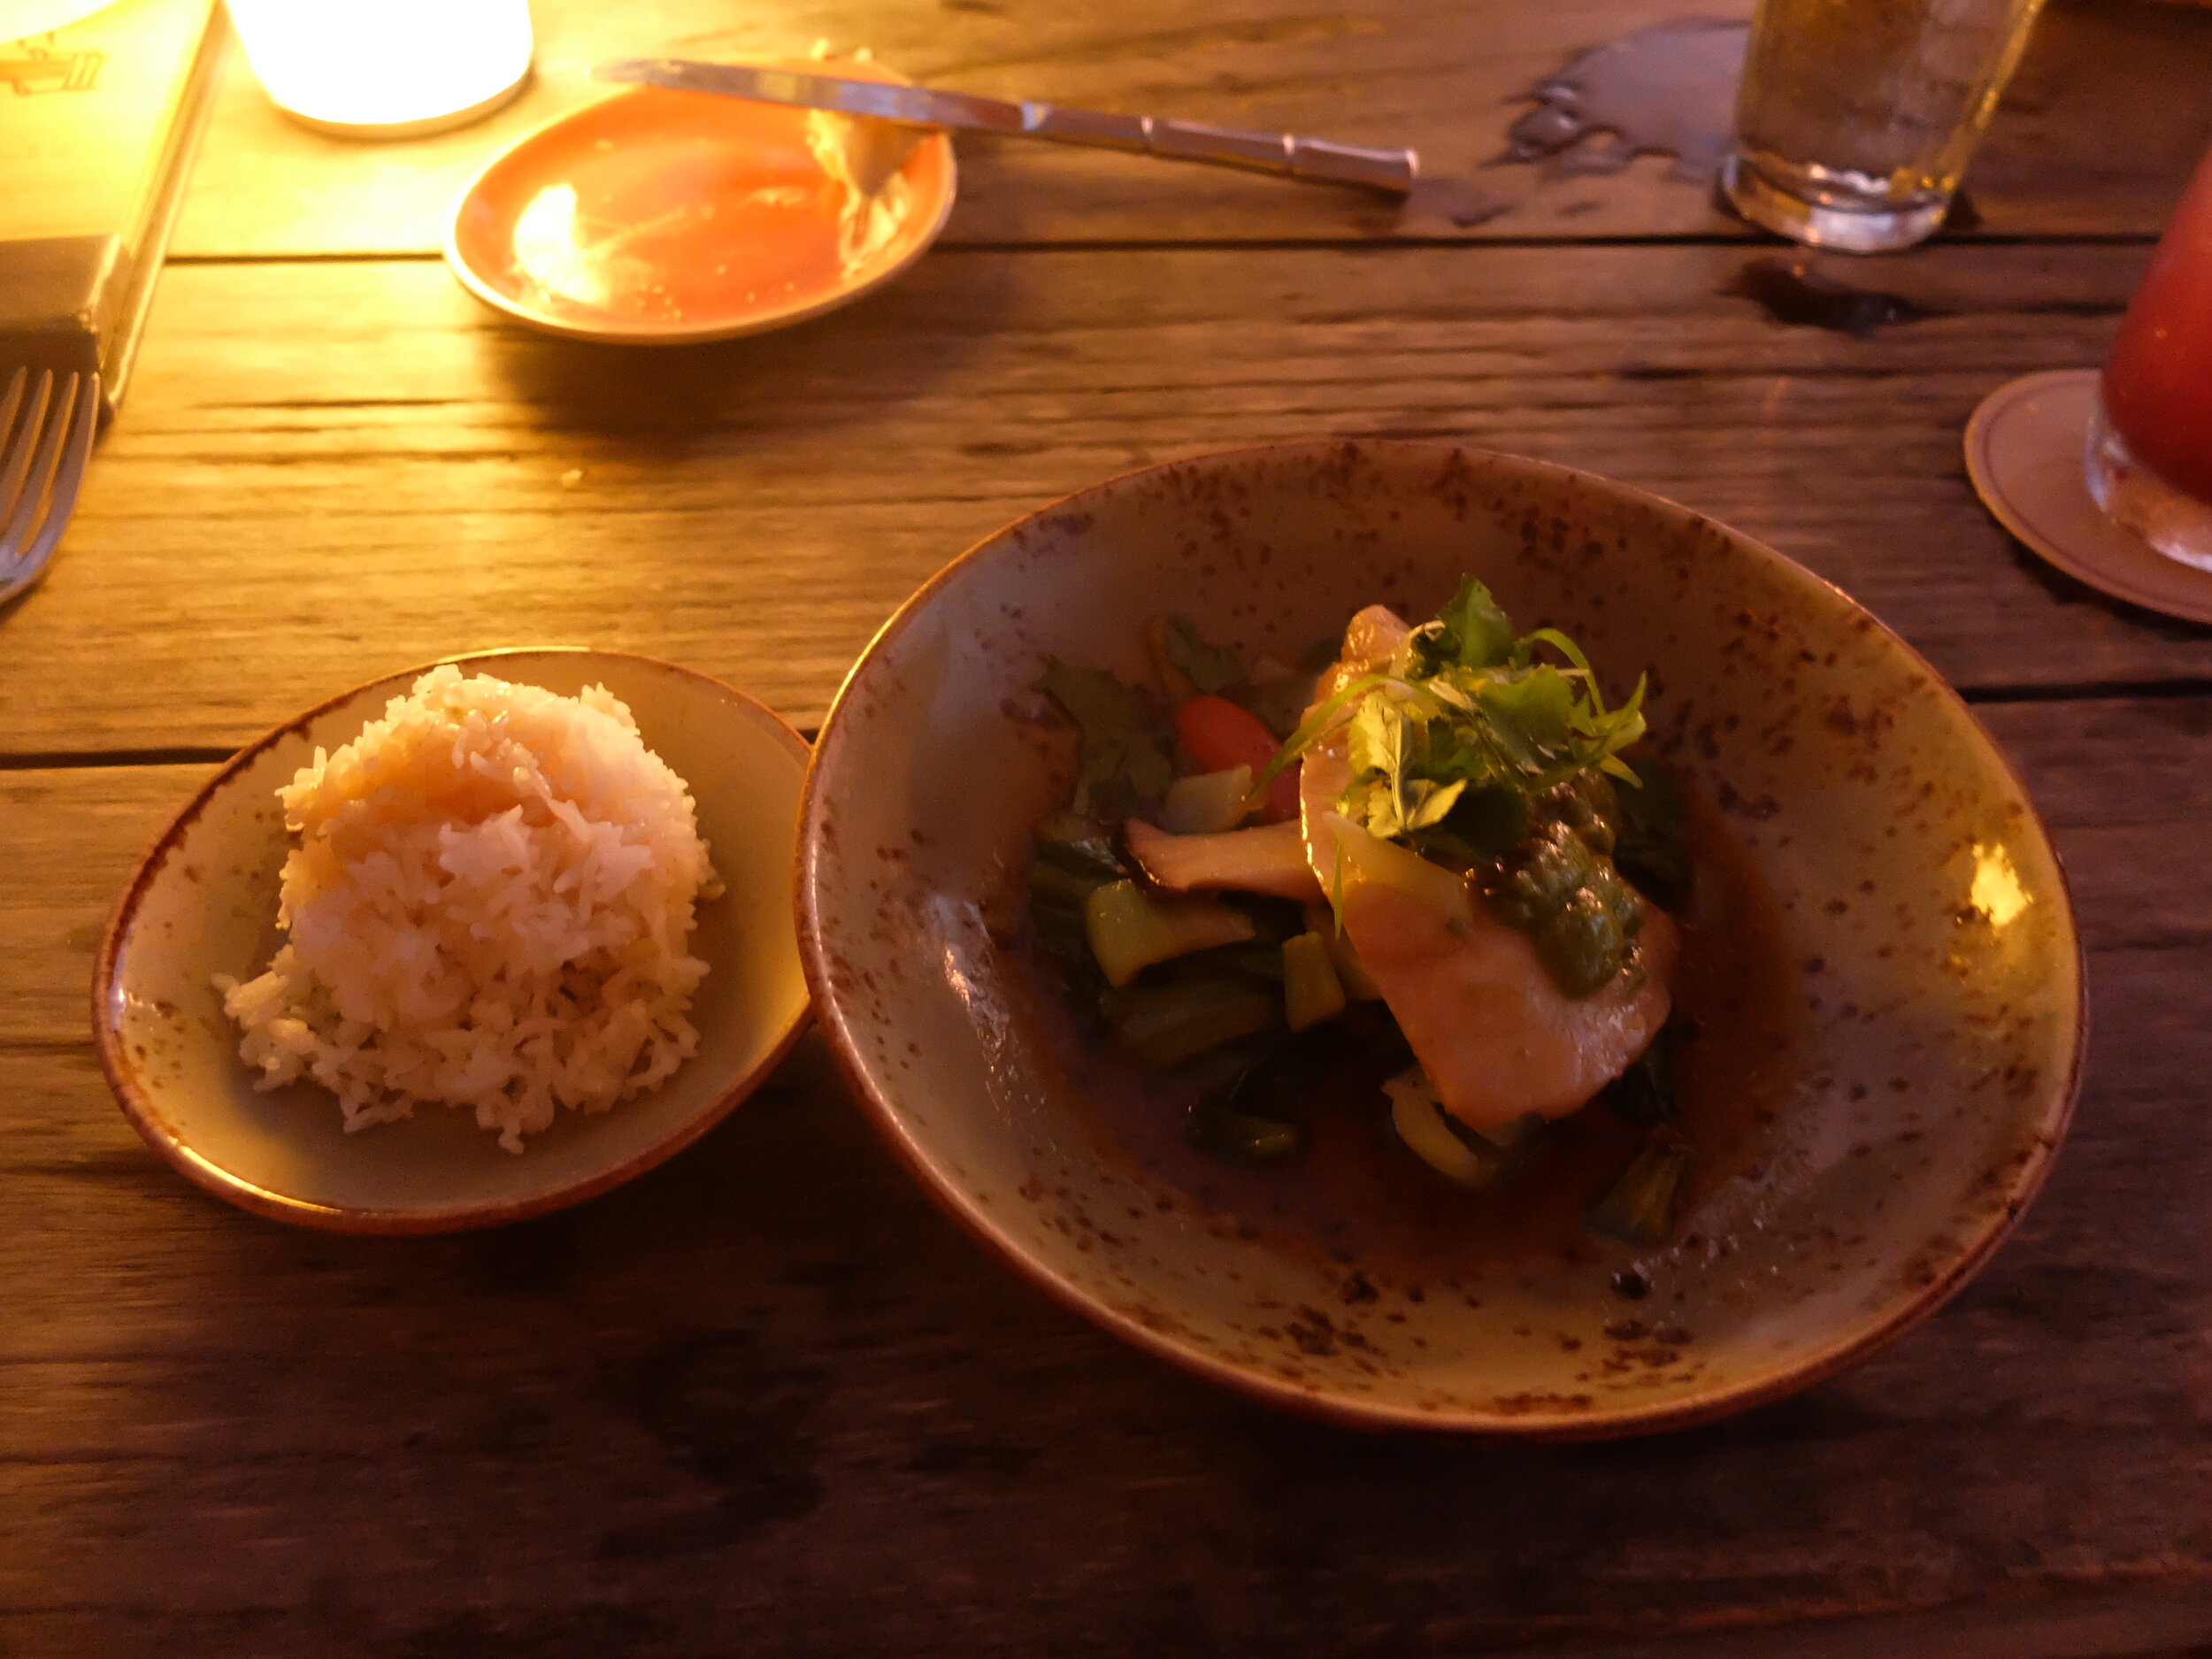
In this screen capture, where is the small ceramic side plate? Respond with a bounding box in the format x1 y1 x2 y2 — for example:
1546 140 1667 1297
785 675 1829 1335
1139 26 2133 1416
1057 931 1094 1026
93 649 812 1234
445 65 956 345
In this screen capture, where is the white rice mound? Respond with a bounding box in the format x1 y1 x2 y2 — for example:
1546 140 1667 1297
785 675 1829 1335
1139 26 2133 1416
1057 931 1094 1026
216 664 721 1152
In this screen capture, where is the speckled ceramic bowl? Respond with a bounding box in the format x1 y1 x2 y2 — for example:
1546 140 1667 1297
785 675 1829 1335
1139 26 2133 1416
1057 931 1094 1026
95 649 812 1234
797 441 2084 1436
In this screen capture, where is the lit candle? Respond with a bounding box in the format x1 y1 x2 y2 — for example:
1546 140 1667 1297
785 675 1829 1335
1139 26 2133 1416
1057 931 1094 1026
226 0 533 137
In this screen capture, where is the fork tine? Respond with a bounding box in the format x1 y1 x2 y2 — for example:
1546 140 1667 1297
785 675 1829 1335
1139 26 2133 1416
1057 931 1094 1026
21 373 98 566
1 371 72 553
0 369 25 461
0 371 98 606
0 369 53 526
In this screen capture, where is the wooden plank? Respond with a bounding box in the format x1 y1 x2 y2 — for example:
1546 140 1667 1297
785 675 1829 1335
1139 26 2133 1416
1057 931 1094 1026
12 695 2212 1047
0 1016 2206 1659
2 695 2208 1655
0 766 190 1048
6 241 2206 757
165 0 2212 258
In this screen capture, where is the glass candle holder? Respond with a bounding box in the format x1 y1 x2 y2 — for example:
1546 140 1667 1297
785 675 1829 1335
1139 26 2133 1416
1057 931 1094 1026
226 0 533 138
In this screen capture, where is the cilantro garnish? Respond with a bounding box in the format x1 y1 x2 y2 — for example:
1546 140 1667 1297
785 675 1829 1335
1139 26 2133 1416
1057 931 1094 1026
1156 614 1241 695
1263 578 1647 863
1039 658 1174 819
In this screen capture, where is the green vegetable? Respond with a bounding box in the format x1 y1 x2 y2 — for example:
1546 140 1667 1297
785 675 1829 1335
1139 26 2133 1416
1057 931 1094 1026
1186 1102 1301 1162
1342 694 1468 838
1175 939 1286 982
1267 577 1644 818
1281 932 1347 1032
1488 816 1645 997
1613 761 1694 909
1033 811 1129 883
1262 578 1657 998
1026 859 1112 912
1419 781 1532 866
1083 880 1255 988
1410 578 1518 674
1156 613 1242 695
1159 765 1252 834
1303 902 1383 999
1586 1144 1694 1246
1233 666 1315 740
1101 979 1281 1068
1040 660 1174 820
1600 1021 1685 1127
1026 813 1129 939
1382 1067 1519 1191
1183 1024 1370 1164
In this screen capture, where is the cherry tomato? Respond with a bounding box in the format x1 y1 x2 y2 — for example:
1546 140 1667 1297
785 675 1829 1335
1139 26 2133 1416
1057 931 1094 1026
1173 695 1299 820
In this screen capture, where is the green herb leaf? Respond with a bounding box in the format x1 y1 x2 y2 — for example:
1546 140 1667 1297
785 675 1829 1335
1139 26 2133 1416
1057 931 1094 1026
1478 665 1578 771
1409 577 1518 673
1346 694 1405 783
1256 581 1654 994
1434 781 1530 860
1233 676 1312 740
1256 671 1390 787
1613 760 1692 908
1403 776 1466 831
1160 614 1241 695
1040 659 1174 814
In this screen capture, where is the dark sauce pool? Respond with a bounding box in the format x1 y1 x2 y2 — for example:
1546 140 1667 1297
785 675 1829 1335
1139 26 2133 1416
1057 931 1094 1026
1008 786 1800 1292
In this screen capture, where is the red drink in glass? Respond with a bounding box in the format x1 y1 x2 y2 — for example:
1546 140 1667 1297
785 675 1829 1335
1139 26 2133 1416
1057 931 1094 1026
2086 147 2212 570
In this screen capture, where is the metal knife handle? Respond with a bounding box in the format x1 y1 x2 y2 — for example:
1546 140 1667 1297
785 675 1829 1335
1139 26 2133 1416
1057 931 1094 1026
1022 104 1417 194
590 59 1419 195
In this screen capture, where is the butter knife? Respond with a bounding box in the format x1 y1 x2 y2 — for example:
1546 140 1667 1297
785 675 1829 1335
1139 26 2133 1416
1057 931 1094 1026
592 58 1418 195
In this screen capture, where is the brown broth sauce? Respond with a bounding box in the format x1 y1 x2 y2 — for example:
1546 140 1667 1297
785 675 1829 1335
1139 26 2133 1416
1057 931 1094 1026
1018 787 1799 1285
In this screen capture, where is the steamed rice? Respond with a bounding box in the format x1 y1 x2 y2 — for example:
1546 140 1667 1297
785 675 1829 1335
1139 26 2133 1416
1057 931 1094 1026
216 665 720 1152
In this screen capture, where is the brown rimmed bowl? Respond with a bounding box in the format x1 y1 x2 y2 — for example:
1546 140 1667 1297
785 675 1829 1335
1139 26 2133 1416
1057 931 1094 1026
796 440 2085 1437
94 649 812 1234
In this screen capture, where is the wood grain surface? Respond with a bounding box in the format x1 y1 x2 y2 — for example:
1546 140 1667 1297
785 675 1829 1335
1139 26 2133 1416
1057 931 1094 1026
12 238 2212 759
168 0 2212 258
8 0 2212 1649
4 694 2208 1657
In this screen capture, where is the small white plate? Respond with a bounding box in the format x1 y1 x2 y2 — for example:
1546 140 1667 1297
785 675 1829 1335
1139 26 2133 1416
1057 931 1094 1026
94 649 812 1233
1964 367 2212 626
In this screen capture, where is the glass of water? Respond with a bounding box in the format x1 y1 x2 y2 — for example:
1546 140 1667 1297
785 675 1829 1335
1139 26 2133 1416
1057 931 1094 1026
1721 0 2047 253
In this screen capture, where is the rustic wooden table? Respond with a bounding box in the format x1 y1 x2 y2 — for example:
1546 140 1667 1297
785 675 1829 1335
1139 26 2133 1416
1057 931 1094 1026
7 0 2211 1654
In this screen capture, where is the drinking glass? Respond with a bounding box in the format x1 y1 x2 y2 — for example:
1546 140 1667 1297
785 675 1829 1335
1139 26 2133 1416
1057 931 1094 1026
2085 146 2212 572
1722 0 2047 253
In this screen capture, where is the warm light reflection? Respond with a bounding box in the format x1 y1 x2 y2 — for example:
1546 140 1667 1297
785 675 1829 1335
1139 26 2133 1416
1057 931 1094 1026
510 184 719 319
802 108 923 279
1970 841 2030 927
511 183 601 306
227 0 532 134
0 0 116 39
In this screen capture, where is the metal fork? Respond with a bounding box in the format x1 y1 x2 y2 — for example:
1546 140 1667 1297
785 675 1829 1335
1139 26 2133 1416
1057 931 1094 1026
0 366 100 608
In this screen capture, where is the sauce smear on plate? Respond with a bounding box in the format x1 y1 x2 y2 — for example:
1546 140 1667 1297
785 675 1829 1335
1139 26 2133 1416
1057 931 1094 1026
449 79 954 339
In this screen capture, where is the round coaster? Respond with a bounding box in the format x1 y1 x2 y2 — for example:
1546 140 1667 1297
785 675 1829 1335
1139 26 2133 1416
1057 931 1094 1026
1963 368 2212 626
